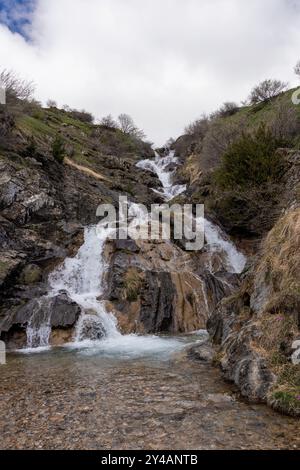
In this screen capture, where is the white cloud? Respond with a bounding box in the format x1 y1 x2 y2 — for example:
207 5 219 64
0 0 300 145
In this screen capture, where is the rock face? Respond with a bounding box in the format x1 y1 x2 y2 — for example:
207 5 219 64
207 208 300 416
0 104 160 346
208 298 276 401
103 238 238 335
0 293 82 349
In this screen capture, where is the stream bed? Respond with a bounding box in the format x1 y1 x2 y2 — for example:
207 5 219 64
0 334 299 450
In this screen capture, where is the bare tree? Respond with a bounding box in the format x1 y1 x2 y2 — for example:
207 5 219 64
185 115 209 139
0 69 35 103
248 79 288 104
118 113 145 139
47 99 57 108
100 114 118 129
295 61 300 79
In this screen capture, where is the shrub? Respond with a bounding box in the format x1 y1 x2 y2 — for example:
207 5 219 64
52 135 65 163
184 115 209 138
69 109 94 123
100 114 118 130
270 101 300 141
214 125 286 189
23 137 37 158
211 102 239 119
248 79 288 104
200 115 246 171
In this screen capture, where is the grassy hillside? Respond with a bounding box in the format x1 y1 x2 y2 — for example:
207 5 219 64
174 87 300 241
0 99 157 201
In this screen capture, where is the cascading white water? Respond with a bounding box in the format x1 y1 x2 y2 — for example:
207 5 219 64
136 149 246 274
49 225 120 340
23 147 245 350
202 218 246 274
136 150 186 200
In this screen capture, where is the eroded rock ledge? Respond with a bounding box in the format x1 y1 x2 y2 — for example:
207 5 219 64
103 237 238 335
207 208 300 417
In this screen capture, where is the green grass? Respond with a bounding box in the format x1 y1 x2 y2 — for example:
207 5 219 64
19 115 55 137
269 389 300 417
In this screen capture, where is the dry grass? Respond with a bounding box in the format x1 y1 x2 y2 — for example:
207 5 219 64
123 268 143 302
258 208 300 287
256 208 300 316
251 210 300 415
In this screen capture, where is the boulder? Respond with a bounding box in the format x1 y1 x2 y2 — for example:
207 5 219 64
0 293 82 349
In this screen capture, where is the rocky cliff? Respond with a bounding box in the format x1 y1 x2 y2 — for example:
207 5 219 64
0 102 160 347
175 91 300 417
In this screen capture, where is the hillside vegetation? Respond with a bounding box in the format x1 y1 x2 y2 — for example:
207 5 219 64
174 86 300 240
177 81 300 416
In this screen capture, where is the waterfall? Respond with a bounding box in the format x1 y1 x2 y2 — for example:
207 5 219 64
136 150 186 200
49 225 120 341
203 218 246 274
136 149 246 274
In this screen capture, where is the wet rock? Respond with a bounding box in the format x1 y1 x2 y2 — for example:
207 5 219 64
114 239 140 253
0 293 81 349
187 340 214 363
140 271 175 333
76 314 106 341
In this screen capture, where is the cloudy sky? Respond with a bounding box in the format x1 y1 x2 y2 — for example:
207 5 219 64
0 0 300 145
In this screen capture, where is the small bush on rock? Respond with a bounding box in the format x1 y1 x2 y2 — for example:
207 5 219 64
214 125 286 189
52 135 65 163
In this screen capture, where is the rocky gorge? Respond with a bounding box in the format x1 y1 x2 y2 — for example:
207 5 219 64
0 90 300 450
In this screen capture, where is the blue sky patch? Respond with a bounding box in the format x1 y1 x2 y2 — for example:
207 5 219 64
0 0 35 38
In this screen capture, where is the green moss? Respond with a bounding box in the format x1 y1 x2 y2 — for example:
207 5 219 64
269 389 300 417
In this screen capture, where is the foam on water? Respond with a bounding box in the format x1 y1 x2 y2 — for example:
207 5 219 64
49 225 120 340
65 334 188 359
136 150 186 200
137 149 246 274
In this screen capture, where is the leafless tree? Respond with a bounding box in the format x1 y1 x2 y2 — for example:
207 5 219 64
47 99 57 108
118 113 145 139
184 115 209 139
295 61 300 79
0 69 35 103
248 79 288 104
100 114 118 129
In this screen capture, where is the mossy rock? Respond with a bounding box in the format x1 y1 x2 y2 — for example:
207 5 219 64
19 264 42 285
269 389 300 417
